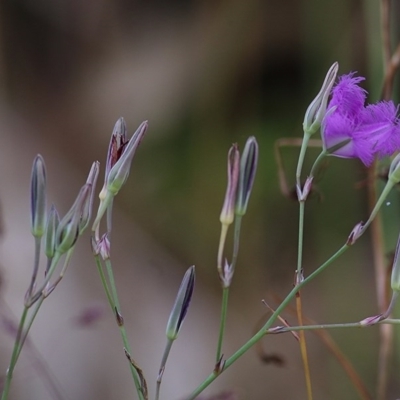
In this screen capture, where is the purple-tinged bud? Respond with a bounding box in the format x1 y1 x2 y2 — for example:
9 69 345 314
359 314 383 327
220 144 240 225
102 120 148 198
104 118 127 185
166 266 195 341
44 205 59 259
218 259 234 288
55 184 91 254
235 137 258 216
303 62 339 135
347 222 364 245
30 155 47 237
98 233 111 260
388 153 400 184
79 161 100 232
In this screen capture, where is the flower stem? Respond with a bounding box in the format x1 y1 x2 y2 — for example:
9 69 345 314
104 259 145 400
296 200 313 400
1 306 29 400
215 287 230 364
295 133 312 187
186 243 349 400
155 338 173 400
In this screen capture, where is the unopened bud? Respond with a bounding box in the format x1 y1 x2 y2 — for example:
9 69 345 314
105 120 148 197
98 233 111 260
30 155 47 237
56 184 91 254
235 137 258 216
347 222 364 245
303 62 339 135
220 144 240 225
166 266 195 341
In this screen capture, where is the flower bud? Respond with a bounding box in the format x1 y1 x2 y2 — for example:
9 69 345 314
303 62 339 135
55 184 91 254
166 266 195 341
30 155 47 237
235 137 258 216
105 120 148 197
220 144 240 225
104 118 127 186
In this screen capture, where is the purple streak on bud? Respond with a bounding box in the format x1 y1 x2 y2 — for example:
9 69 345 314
359 314 383 327
347 221 364 245
99 233 111 260
166 266 195 341
56 184 91 254
104 118 127 184
220 144 240 225
303 62 339 135
30 155 47 237
106 120 148 196
235 137 258 216
322 73 400 166
44 205 59 259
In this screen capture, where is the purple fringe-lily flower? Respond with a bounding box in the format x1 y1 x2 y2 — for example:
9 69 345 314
322 73 400 166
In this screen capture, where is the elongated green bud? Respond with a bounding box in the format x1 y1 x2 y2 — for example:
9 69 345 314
55 184 91 254
30 155 47 237
303 62 339 135
166 266 195 341
235 137 258 216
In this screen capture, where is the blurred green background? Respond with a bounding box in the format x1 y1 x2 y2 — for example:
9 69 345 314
1 0 400 399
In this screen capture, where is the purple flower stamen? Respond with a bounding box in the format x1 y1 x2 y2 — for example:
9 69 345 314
322 73 400 166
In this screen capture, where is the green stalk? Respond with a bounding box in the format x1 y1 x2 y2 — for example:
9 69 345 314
1 307 29 400
215 287 229 363
295 133 312 187
186 243 349 399
155 338 173 400
104 259 145 400
215 216 242 364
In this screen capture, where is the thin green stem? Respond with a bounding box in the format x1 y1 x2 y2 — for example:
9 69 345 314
155 338 174 400
295 133 312 186
186 243 349 400
215 287 230 363
16 297 45 360
231 215 242 273
309 150 328 179
1 306 29 400
267 318 400 334
94 254 114 311
27 236 41 298
104 259 145 400
296 201 305 281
